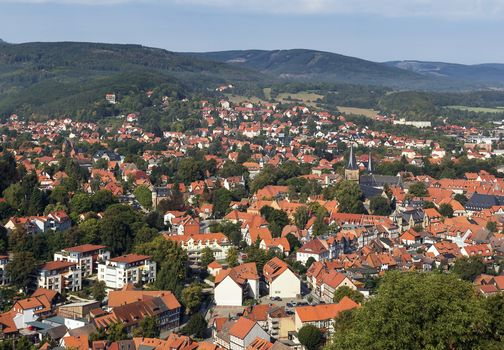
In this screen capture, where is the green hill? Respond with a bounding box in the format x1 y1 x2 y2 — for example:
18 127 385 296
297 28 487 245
0 41 267 117
385 60 504 85
187 49 479 90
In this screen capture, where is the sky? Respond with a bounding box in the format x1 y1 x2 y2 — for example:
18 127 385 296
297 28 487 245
0 0 504 64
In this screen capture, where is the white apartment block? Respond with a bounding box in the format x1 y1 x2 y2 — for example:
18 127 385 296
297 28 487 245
98 254 156 289
54 244 110 277
38 261 82 293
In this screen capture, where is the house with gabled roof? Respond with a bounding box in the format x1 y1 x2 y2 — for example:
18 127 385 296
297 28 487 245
294 297 358 335
296 239 329 264
214 263 260 306
229 317 269 350
263 257 300 299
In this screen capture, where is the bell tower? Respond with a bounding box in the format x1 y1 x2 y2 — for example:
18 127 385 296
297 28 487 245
345 145 360 182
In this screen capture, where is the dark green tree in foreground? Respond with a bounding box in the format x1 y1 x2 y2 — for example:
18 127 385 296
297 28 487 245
327 271 497 350
298 324 324 350
451 256 486 282
133 315 160 338
369 196 392 216
91 281 107 303
333 286 364 304
200 247 214 269
181 313 207 339
6 252 37 292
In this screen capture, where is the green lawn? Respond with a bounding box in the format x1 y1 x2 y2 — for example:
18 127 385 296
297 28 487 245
446 105 504 113
275 91 323 107
337 106 380 118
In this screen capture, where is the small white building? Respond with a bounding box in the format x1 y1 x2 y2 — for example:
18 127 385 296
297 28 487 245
296 239 329 264
214 263 259 306
98 254 156 289
263 257 300 298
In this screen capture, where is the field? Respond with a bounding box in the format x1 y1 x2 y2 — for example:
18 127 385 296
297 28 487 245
446 105 504 113
225 94 268 105
337 106 380 118
275 92 324 107
263 87 272 100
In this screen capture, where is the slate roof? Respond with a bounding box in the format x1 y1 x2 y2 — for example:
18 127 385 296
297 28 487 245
465 193 504 211
359 175 403 188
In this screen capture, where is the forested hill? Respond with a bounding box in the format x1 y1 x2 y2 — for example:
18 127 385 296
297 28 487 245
385 60 504 85
187 49 503 90
0 41 268 117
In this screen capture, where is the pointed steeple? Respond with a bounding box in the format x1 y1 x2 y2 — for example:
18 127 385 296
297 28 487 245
367 151 373 174
347 145 358 170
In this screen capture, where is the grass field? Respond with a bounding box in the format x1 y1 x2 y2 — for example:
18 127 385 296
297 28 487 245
263 87 272 100
275 92 323 107
337 106 380 118
225 94 268 105
446 105 504 113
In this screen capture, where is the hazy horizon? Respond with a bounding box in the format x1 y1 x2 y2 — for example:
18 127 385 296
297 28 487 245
1 0 504 65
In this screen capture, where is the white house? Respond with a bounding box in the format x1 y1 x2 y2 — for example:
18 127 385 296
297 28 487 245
229 317 270 350
296 239 329 264
263 257 300 298
164 232 231 262
214 263 259 306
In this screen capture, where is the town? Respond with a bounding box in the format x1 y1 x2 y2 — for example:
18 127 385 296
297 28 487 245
1 88 504 350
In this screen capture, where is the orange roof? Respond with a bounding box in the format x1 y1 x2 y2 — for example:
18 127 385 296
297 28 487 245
0 310 17 334
40 260 76 271
295 296 358 322
208 261 222 269
246 337 273 350
229 317 257 339
263 257 290 283
215 263 259 285
64 244 107 253
64 336 89 350
108 290 181 309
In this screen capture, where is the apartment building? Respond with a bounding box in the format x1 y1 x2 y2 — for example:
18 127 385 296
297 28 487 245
54 244 110 277
98 254 156 289
38 261 82 293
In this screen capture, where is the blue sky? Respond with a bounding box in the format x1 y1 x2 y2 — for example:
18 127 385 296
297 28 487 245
1 0 503 64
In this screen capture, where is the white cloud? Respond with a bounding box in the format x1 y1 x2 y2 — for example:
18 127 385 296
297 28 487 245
2 0 504 19
174 0 504 19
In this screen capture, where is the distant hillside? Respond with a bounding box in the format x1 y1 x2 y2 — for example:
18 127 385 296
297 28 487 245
0 41 267 117
385 60 504 85
188 49 428 88
187 49 494 90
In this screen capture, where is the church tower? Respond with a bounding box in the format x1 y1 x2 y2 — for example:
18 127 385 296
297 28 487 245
345 145 360 182
367 151 374 174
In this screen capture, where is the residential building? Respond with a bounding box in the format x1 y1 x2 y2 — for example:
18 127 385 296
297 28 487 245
263 257 300 298
296 239 329 264
164 232 231 262
214 263 260 306
229 317 270 350
294 297 359 335
98 254 156 289
38 261 82 293
54 244 110 277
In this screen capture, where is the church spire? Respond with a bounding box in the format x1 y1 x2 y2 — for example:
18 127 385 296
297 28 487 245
347 145 358 170
367 151 373 174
